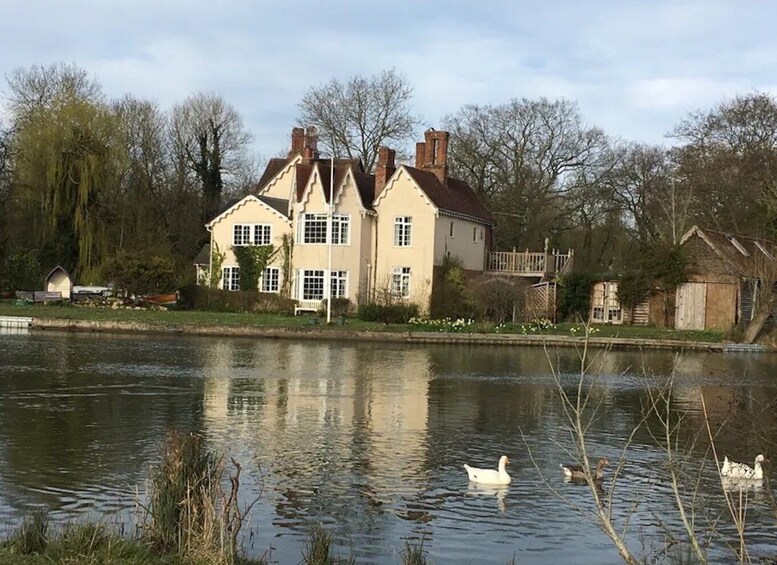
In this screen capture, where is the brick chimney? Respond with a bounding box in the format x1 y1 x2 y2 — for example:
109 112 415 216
289 127 305 156
305 126 319 154
415 142 425 168
422 129 449 184
375 146 396 198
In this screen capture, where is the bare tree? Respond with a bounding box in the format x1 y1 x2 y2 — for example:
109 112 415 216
671 92 777 239
297 68 420 171
169 92 253 224
605 142 694 247
4 62 103 123
444 98 610 249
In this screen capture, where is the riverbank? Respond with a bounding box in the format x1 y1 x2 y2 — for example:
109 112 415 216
26 316 734 351
0 302 751 351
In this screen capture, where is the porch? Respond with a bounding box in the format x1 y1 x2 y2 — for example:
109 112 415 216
485 245 574 280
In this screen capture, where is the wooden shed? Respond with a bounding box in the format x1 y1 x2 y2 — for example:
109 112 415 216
45 265 72 299
676 226 777 331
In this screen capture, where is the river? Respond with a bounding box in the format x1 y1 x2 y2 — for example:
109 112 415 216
1 329 776 563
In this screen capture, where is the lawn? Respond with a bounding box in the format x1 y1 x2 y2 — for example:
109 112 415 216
0 301 727 343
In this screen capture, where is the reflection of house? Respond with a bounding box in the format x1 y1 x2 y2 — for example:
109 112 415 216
677 226 777 331
200 127 495 312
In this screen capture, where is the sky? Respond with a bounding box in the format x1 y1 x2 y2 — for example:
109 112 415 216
2 0 777 160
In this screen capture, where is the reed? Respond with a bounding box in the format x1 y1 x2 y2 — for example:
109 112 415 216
142 430 255 563
4 510 48 555
401 538 427 565
301 525 354 565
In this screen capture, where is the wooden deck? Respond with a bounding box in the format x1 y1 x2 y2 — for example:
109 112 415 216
485 249 573 279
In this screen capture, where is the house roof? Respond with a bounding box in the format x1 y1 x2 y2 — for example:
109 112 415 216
352 170 376 209
193 244 210 265
257 158 291 191
403 166 494 225
681 225 777 277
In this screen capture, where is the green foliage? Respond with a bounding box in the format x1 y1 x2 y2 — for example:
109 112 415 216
7 511 48 555
643 242 686 290
280 234 294 298
231 245 278 292
320 297 352 317
0 250 42 291
13 94 121 279
209 242 226 288
357 302 419 323
102 253 176 295
557 272 598 322
301 525 354 565
430 255 475 319
617 270 651 324
185 286 296 314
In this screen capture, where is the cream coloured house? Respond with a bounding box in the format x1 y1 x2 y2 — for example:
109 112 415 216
200 127 494 312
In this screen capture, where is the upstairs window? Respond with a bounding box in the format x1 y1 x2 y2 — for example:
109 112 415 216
332 215 350 245
449 221 455 238
233 224 271 246
301 214 328 244
300 213 350 244
394 217 412 247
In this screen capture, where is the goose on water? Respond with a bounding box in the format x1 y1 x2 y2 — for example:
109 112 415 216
721 454 768 480
560 457 610 481
464 455 511 485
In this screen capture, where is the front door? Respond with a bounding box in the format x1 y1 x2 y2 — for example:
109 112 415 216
675 282 707 330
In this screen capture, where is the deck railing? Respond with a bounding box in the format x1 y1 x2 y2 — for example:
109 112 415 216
486 249 574 276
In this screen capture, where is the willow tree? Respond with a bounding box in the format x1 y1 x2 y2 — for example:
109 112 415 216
13 97 121 280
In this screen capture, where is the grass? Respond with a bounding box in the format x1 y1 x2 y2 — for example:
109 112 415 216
0 301 727 343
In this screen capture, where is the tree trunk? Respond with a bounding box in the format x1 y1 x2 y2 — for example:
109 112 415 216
744 309 771 344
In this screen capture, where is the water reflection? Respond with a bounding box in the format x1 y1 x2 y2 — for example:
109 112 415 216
1 334 777 563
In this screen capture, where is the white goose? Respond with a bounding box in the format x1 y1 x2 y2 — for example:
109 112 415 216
464 455 511 485
721 454 768 480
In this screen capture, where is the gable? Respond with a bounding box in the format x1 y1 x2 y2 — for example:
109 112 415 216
207 195 290 228
373 166 437 214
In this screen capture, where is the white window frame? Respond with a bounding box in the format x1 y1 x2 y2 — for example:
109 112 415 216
391 267 411 298
222 266 240 291
331 214 350 245
331 271 348 298
300 214 328 244
394 216 412 247
233 224 271 246
300 269 325 300
472 227 478 243
260 267 280 293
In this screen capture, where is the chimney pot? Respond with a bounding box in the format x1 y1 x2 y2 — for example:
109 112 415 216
289 127 305 156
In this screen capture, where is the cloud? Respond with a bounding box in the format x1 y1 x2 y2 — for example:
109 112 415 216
2 0 777 153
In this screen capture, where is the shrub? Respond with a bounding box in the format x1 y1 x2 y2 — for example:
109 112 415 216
357 302 419 323
185 287 295 314
320 297 352 317
0 249 42 292
102 253 176 296
557 272 598 322
430 256 475 319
